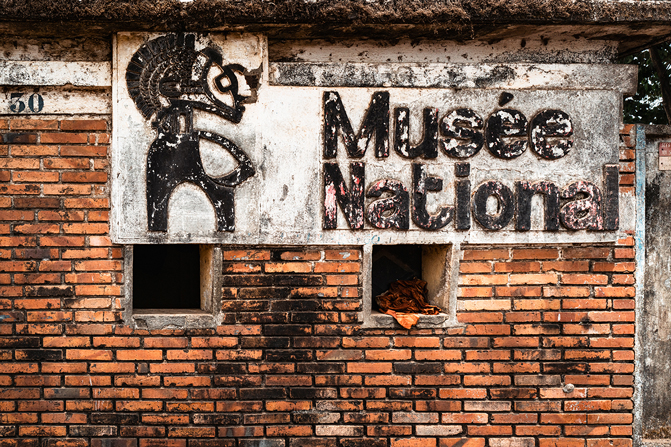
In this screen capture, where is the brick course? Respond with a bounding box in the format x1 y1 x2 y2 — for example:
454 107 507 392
0 120 637 446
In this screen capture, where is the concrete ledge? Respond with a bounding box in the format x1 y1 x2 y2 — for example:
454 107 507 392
0 62 111 87
270 62 638 93
132 311 218 330
368 312 460 329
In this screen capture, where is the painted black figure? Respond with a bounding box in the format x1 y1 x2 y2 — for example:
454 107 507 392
126 34 255 232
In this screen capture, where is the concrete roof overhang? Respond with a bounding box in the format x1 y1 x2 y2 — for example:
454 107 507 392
2 0 671 56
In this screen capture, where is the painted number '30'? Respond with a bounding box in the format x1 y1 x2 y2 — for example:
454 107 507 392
9 93 44 113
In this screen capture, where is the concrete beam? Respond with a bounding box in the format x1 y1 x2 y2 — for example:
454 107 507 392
270 63 638 94
0 61 111 87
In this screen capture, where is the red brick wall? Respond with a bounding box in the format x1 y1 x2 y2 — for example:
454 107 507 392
0 118 636 447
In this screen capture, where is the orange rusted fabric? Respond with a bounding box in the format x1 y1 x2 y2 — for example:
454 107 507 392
375 278 442 329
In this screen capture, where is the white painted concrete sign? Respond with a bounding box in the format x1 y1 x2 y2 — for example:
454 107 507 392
112 33 634 245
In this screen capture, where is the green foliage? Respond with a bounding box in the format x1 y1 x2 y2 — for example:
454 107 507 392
621 43 671 125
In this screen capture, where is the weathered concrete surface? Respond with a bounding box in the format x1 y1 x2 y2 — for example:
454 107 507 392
270 62 637 93
2 0 671 55
269 37 620 64
0 88 111 115
0 36 111 61
642 126 671 440
112 32 629 246
0 61 110 87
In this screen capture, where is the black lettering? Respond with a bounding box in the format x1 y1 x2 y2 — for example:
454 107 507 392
393 107 438 159
530 110 573 159
440 108 484 158
28 93 44 113
411 163 453 230
603 165 619 230
366 179 409 230
498 92 514 107
9 93 25 113
323 91 390 159
455 163 471 230
560 181 603 230
473 181 514 230
515 181 560 231
323 162 365 230
485 109 528 159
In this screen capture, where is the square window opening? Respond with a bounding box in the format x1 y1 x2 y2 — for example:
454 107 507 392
364 243 459 328
124 245 222 329
133 244 201 310
372 244 451 313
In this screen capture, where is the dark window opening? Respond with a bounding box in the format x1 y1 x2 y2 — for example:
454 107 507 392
133 244 201 310
371 244 450 313
372 245 423 310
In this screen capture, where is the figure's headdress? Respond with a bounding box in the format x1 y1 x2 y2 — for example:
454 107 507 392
126 33 246 123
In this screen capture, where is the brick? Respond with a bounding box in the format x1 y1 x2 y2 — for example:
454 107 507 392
496 286 541 297
19 426 67 437
44 157 90 169
11 119 58 130
562 274 608 285
593 261 634 272
538 439 585 447
513 248 559 259
117 350 163 361
41 133 88 144
66 349 113 360
464 400 511 412
0 158 39 169
394 337 440 348
563 247 610 259
63 198 109 208
586 440 631 447
61 120 107 131
62 171 108 183
516 426 561 436
614 248 634 259
75 260 122 271
540 413 587 424
314 261 359 273
544 261 590 271
461 275 508 285
15 223 60 234
462 262 492 273
562 299 607 310
459 299 510 311
440 439 485 447
265 262 312 273
463 249 509 260
494 261 540 273
468 426 513 436
595 287 635 297
415 375 461 386
280 250 322 261
463 375 511 386
223 249 270 260
564 426 609 437
459 287 493 297
91 440 138 447
489 438 535 447
13 171 59 182
414 350 461 361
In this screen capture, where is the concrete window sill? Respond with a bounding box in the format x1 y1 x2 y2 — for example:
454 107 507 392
367 311 459 329
132 310 218 330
